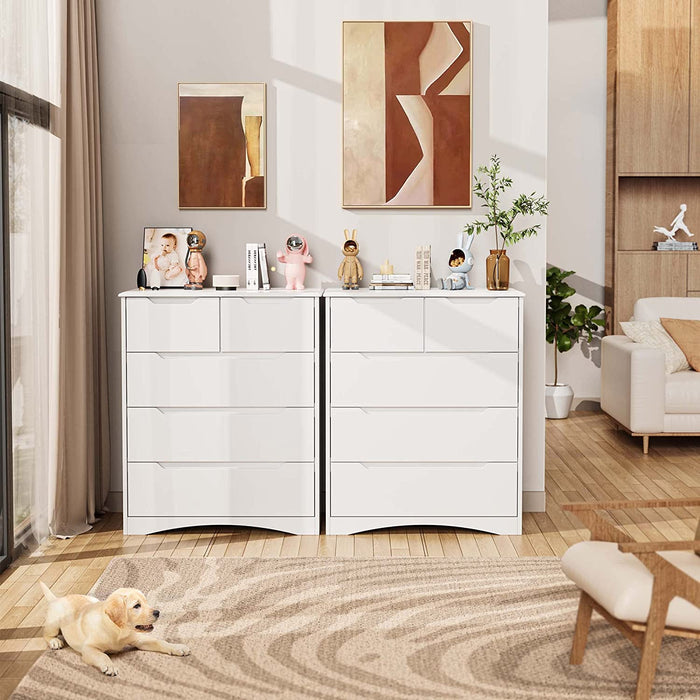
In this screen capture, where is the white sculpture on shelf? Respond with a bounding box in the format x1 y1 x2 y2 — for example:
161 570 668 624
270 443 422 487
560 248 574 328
654 203 694 240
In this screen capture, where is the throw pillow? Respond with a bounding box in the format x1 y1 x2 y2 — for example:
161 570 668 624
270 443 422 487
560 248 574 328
660 318 700 371
619 320 690 374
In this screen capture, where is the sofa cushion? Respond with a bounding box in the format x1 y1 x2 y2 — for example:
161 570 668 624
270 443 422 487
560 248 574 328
665 370 700 413
561 541 700 630
661 318 700 371
634 297 700 322
620 320 690 374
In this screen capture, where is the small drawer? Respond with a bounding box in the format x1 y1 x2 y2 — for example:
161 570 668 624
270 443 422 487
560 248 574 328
221 298 315 352
127 462 314 517
330 462 517 517
127 353 314 407
330 352 518 407
330 407 518 462
330 298 423 352
126 298 220 352
127 407 314 462
425 297 519 351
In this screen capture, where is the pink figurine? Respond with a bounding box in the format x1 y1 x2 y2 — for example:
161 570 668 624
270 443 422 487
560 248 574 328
276 235 312 290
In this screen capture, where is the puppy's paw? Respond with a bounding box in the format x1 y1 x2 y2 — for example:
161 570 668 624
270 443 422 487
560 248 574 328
169 644 190 656
101 663 117 676
48 637 64 650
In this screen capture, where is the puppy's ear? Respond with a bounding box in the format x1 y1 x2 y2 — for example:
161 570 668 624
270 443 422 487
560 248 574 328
104 594 127 628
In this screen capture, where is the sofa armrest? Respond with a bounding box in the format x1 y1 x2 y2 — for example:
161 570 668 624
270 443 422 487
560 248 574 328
600 335 665 433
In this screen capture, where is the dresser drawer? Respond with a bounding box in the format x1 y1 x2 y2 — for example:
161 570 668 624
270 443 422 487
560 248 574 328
330 408 517 462
126 298 220 352
127 408 314 462
127 353 314 407
330 462 517 517
424 297 519 351
330 298 423 352
221 298 314 352
127 462 314 517
330 353 518 407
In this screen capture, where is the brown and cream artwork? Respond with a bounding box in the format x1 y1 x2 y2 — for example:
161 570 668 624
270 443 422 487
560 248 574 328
178 83 266 209
343 22 472 208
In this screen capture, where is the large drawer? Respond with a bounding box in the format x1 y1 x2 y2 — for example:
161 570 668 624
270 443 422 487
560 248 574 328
127 353 314 407
221 298 315 352
330 298 423 352
128 462 314 517
424 297 519 351
330 462 517 517
330 353 518 407
330 407 517 462
126 298 220 352
127 407 314 462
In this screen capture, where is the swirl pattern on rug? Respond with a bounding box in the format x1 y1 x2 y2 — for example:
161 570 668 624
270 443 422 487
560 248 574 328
11 557 700 699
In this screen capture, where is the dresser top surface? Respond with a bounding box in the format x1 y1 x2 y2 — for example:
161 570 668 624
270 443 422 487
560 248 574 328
119 288 324 298
323 288 525 298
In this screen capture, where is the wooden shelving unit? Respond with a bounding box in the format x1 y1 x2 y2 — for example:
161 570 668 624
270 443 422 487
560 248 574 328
606 0 700 331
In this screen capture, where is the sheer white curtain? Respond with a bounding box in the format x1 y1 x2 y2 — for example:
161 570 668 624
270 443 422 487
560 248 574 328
1 0 62 544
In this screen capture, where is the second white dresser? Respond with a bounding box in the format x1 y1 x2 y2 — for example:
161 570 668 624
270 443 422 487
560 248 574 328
120 289 321 536
325 289 524 536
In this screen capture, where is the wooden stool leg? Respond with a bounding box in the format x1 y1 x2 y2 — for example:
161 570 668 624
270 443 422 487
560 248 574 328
634 593 671 700
570 592 594 664
642 435 649 454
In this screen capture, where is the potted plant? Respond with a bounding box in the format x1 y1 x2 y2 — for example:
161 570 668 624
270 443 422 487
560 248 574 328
464 155 549 290
545 266 605 419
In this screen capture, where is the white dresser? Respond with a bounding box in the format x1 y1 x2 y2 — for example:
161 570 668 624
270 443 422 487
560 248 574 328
119 289 321 535
324 289 524 536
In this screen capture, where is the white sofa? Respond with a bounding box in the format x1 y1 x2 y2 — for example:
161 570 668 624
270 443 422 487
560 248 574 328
601 297 700 453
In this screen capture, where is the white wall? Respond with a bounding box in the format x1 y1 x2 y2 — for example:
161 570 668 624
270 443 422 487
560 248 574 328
547 0 607 406
97 0 548 501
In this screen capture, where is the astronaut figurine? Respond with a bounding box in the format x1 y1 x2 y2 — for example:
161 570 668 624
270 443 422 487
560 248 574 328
439 232 475 290
277 235 313 290
338 229 363 289
184 230 208 290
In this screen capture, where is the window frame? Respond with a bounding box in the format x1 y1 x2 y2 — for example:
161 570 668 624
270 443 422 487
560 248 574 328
0 80 52 572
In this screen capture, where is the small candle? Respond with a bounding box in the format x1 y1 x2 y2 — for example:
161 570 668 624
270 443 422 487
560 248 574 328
380 259 394 275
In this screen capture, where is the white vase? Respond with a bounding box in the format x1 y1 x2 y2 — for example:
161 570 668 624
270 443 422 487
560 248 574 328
545 383 574 419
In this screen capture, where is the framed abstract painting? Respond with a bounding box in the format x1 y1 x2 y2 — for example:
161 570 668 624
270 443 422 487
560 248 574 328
178 83 266 209
343 21 472 208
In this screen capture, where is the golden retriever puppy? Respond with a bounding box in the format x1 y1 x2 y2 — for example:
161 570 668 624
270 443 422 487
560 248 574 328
40 582 190 676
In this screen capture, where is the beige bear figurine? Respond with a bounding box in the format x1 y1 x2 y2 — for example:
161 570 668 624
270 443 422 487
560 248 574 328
338 229 363 290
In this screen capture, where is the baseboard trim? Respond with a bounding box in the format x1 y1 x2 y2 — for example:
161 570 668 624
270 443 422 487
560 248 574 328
104 491 123 513
523 491 546 513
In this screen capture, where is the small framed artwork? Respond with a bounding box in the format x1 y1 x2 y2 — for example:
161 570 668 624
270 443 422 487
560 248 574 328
343 21 472 208
142 227 192 288
178 82 266 209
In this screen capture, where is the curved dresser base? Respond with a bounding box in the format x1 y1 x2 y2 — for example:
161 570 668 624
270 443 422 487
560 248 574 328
326 515 522 537
123 516 320 537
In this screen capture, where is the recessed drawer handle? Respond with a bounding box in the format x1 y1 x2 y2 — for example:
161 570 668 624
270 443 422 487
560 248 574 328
236 298 306 305
348 297 417 304
145 297 202 305
441 297 502 304
357 407 488 414
154 462 285 470
152 407 286 415
153 352 285 360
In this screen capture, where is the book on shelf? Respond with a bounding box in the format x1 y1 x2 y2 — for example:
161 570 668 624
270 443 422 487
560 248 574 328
246 243 259 290
258 243 271 290
414 245 431 290
653 241 698 251
370 284 414 291
371 274 413 282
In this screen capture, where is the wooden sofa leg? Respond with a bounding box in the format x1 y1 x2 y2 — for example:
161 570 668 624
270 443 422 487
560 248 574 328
570 592 593 665
634 592 671 700
642 435 649 454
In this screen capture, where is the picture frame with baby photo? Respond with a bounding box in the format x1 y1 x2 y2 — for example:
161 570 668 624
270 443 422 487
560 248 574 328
142 227 193 288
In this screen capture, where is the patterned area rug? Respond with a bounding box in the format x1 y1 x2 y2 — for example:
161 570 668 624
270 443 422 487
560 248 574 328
12 557 700 699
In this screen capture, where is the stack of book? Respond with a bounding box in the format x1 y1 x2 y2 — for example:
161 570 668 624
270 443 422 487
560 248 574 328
245 243 271 290
653 240 698 251
370 273 414 291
